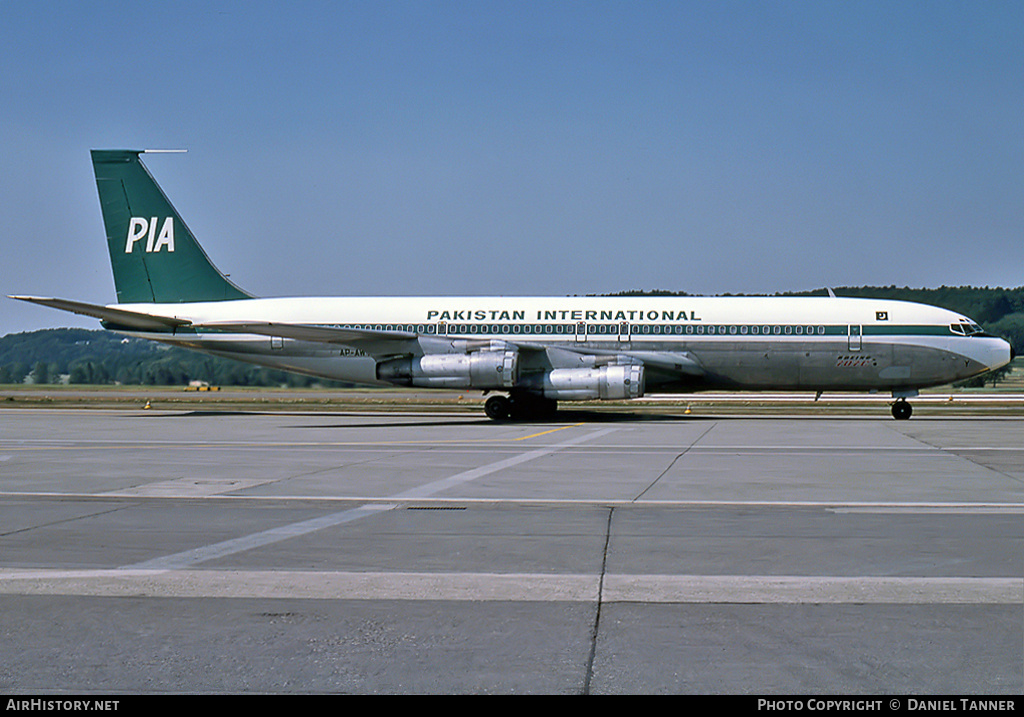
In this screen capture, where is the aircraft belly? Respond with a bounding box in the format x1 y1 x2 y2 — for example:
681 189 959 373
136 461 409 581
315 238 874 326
893 344 990 388
125 332 998 396
800 342 891 390
682 341 801 389
679 340 974 392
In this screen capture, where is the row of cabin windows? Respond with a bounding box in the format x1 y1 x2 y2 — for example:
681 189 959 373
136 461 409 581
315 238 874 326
341 323 831 336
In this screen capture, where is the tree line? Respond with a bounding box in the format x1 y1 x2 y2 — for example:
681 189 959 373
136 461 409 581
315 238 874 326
0 328 351 387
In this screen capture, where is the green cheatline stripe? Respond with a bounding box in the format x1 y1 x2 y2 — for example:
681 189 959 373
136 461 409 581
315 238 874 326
864 324 951 336
181 323 955 339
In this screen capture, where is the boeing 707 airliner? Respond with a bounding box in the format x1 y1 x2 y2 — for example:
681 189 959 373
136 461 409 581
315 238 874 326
11 150 1012 420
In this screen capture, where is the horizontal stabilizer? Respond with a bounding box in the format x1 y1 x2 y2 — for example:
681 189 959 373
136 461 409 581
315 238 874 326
9 296 191 331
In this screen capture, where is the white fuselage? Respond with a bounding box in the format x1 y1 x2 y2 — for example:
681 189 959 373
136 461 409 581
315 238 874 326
115 294 1011 395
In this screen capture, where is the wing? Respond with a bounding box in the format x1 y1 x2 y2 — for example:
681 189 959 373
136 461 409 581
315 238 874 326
192 320 421 359
194 320 705 376
194 320 416 344
10 297 704 380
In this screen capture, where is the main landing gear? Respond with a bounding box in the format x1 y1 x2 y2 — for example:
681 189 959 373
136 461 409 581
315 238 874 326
891 398 913 420
484 392 558 421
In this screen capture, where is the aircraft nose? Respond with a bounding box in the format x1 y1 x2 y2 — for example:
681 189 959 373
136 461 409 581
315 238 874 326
991 338 1013 369
969 336 1013 372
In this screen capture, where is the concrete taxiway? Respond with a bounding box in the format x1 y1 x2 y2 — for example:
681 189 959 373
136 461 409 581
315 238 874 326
0 407 1021 693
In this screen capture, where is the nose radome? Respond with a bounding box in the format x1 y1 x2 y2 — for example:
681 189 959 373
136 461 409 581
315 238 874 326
989 338 1012 370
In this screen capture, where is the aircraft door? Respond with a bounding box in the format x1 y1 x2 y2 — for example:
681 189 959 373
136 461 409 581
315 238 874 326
848 324 862 351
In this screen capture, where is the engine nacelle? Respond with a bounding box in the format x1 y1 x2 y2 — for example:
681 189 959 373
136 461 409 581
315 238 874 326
377 350 518 389
521 364 645 401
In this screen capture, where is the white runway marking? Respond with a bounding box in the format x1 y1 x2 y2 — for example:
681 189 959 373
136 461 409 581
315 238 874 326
2 491 1022 513
126 504 399 570
125 426 621 570
0 569 1018 604
388 427 621 500
603 574 1024 604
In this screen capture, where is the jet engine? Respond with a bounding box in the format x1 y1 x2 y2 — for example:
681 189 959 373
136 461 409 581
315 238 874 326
376 350 518 389
519 363 645 400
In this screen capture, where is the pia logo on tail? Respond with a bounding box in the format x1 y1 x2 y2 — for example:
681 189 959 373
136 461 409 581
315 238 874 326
125 217 175 253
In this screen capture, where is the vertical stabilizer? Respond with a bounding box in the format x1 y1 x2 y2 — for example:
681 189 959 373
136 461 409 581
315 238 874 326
92 149 252 303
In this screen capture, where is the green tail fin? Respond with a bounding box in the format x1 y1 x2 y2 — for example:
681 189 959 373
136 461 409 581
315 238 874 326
92 149 252 304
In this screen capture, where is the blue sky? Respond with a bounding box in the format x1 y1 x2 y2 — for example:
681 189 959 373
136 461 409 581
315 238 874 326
3 0 1022 335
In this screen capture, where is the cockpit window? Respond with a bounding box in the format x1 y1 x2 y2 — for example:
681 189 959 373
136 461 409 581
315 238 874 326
950 320 985 336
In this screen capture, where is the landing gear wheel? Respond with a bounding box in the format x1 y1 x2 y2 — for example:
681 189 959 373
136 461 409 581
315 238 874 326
484 395 512 421
891 399 913 420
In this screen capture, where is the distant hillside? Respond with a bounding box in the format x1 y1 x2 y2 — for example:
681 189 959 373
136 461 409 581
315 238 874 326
0 329 350 387
2 285 1021 385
